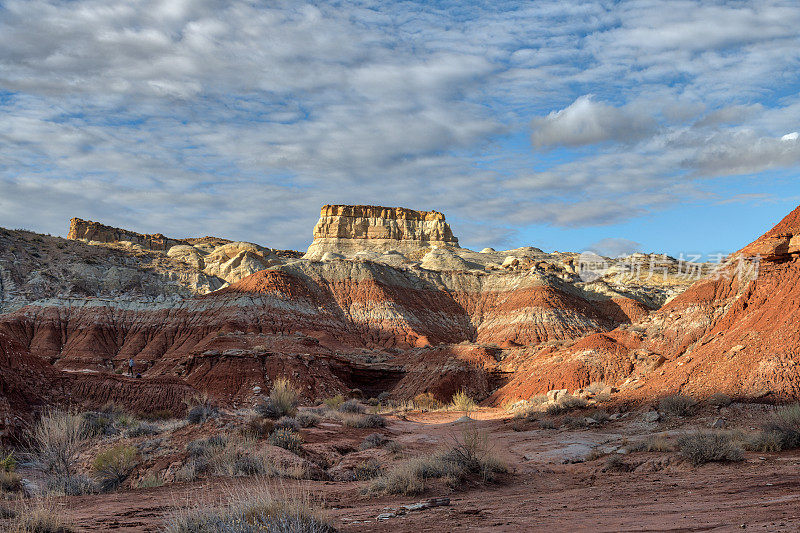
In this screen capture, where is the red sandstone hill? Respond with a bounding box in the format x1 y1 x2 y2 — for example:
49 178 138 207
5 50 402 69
493 205 800 404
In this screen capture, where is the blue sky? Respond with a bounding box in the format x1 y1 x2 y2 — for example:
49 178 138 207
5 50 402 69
1 0 799 257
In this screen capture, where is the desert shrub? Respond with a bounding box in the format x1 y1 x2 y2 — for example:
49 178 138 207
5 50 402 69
449 390 477 412
342 414 386 429
7 497 77 533
546 395 587 415
256 378 299 420
81 410 118 437
538 419 557 429
187 404 218 425
587 410 610 423
604 455 632 472
386 440 403 454
27 409 87 491
296 411 321 428
268 429 304 454
369 428 506 496
136 473 164 489
240 416 274 440
707 392 733 407
359 433 388 450
126 422 159 438
338 399 366 414
677 431 744 466
186 439 209 458
349 388 363 399
322 395 345 409
413 393 442 411
354 458 383 480
175 458 206 483
744 430 784 452
232 454 269 476
92 445 138 492
63 474 97 496
163 482 333 533
629 435 675 453
1 450 16 472
274 416 300 432
658 394 697 418
207 435 227 447
0 470 22 492
762 403 800 449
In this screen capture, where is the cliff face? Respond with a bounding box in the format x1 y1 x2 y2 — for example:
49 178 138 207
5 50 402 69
304 204 459 259
493 206 800 404
68 218 184 251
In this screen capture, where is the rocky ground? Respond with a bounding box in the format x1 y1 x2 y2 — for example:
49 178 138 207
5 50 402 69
2 394 800 532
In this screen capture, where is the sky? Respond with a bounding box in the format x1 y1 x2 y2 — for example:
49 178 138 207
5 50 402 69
1 0 799 258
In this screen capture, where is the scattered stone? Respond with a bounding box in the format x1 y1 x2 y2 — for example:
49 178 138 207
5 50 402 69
642 411 660 423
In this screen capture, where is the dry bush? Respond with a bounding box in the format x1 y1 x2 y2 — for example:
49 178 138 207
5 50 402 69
449 390 477 412
658 394 697 418
92 444 138 492
677 431 744 466
322 395 344 409
295 411 321 428
136 473 164 489
7 497 77 533
163 481 333 533
545 395 587 415
256 378 300 419
240 416 274 440
369 427 507 496
338 399 366 414
126 422 159 438
341 414 386 429
359 433 388 450
267 429 304 454
604 455 633 472
0 470 22 493
744 430 784 453
763 403 800 449
274 416 300 432
354 458 383 480
413 393 443 411
26 409 87 492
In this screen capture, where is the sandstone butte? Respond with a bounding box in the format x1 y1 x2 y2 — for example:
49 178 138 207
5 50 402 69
303 204 459 259
2 203 800 438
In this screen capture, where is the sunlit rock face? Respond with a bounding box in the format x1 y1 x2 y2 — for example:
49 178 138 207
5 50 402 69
303 204 459 260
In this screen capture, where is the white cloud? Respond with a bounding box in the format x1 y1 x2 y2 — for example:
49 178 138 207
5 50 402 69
531 95 658 148
0 0 799 251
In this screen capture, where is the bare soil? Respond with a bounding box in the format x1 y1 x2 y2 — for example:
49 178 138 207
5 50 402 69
4 404 799 532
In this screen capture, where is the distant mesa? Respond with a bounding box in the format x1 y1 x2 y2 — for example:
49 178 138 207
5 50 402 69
303 204 459 260
68 217 184 252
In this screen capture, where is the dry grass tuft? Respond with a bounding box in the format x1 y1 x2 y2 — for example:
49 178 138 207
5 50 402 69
163 480 333 533
368 426 507 496
677 431 744 466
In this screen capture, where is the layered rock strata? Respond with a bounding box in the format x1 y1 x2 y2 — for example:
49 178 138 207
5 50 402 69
304 205 459 260
492 205 800 404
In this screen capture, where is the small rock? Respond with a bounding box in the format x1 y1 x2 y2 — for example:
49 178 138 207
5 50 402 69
642 411 660 423
710 417 726 429
547 389 568 402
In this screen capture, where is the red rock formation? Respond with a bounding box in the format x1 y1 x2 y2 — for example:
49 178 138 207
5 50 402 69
492 205 800 404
